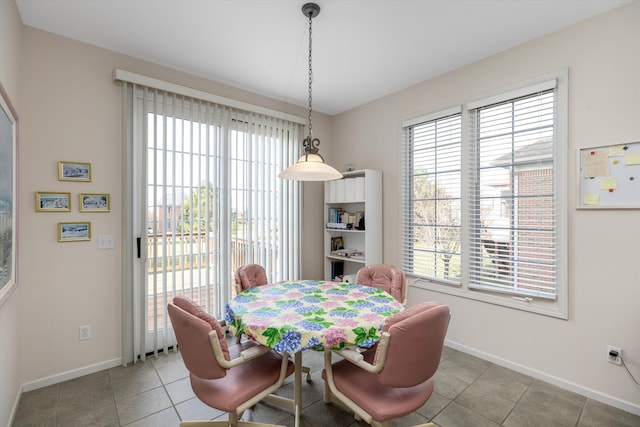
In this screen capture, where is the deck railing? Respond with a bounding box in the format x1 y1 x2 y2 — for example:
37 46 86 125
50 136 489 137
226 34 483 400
145 232 259 330
146 232 254 272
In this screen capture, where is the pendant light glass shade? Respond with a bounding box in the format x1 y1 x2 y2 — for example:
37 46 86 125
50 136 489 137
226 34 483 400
278 152 343 181
278 2 342 182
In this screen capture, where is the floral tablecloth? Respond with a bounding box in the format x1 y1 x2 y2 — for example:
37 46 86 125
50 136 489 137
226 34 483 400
225 280 404 353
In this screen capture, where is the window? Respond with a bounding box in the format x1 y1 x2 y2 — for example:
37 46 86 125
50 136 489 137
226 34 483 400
401 108 462 283
402 72 568 318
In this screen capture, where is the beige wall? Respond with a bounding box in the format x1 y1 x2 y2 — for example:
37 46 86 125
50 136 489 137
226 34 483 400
331 1 640 413
0 0 22 424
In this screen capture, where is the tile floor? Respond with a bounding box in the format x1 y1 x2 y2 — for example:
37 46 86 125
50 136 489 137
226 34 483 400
11 343 640 427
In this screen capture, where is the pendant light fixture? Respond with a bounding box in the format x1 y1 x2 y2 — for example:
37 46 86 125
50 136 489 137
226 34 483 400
279 2 343 181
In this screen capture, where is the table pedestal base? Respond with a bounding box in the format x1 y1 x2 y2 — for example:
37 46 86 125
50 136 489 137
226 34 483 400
261 352 302 427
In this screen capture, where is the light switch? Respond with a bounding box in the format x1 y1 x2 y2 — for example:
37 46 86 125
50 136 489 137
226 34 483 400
98 235 115 249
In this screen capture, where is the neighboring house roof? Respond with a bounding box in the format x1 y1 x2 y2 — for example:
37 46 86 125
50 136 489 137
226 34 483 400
492 138 553 168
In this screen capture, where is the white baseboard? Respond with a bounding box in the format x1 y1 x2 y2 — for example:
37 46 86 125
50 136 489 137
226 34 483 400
21 357 122 393
445 339 640 416
6 384 22 427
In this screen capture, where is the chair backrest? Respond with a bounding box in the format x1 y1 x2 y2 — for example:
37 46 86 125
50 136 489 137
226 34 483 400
356 264 406 303
234 264 269 292
172 296 230 360
375 301 450 388
168 300 229 380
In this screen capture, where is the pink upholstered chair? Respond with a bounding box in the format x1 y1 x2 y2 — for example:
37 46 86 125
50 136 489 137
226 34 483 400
356 264 407 305
322 301 450 427
234 264 269 295
169 297 295 427
233 265 312 381
233 264 268 345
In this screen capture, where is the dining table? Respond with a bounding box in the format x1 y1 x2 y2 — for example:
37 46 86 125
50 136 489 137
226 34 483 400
225 279 404 426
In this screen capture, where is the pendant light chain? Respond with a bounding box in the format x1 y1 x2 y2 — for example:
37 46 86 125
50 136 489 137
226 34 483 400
302 5 320 156
277 3 342 181
307 11 314 140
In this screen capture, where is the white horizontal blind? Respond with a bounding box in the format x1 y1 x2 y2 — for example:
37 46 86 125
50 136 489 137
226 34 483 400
402 110 462 282
468 85 557 298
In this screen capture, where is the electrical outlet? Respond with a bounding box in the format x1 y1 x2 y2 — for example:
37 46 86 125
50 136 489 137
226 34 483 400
79 325 91 341
607 345 622 365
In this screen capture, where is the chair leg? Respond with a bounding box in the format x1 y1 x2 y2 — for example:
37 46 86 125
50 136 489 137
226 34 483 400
302 365 312 381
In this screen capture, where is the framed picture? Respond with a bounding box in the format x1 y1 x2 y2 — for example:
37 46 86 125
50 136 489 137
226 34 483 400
58 222 91 242
0 82 18 306
331 236 344 252
35 192 71 212
58 161 91 182
79 193 110 212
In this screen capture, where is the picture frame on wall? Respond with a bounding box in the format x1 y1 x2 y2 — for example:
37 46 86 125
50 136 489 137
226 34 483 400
35 192 71 212
79 193 110 212
58 222 91 242
0 82 18 306
58 161 91 182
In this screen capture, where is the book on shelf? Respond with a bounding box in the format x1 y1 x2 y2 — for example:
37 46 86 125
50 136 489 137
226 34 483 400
354 211 365 230
327 207 343 223
326 222 352 229
331 248 364 258
327 207 363 229
330 261 344 280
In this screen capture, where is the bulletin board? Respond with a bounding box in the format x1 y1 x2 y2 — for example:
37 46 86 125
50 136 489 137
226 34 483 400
577 142 640 209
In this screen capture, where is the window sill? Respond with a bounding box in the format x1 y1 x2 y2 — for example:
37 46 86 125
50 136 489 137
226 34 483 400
408 275 568 320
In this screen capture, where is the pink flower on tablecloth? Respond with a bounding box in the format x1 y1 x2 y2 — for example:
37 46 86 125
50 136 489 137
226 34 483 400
319 282 339 290
247 300 268 309
320 301 341 309
332 317 359 328
246 317 276 329
323 328 348 347
349 291 369 299
279 313 303 323
360 312 385 322
285 291 305 299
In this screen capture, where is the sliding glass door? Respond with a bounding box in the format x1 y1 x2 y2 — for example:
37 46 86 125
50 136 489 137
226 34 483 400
122 82 302 360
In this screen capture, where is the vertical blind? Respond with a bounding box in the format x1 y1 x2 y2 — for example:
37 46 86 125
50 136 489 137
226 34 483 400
119 74 302 363
468 83 557 298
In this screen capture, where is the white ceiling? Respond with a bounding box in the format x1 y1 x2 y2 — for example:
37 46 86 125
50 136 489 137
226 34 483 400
16 0 631 116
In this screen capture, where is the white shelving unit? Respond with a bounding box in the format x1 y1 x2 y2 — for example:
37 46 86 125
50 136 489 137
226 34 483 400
323 169 382 281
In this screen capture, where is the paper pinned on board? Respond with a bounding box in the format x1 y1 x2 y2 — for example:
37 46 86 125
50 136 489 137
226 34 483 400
608 145 626 157
600 177 617 190
584 150 609 178
626 152 640 166
583 193 600 205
